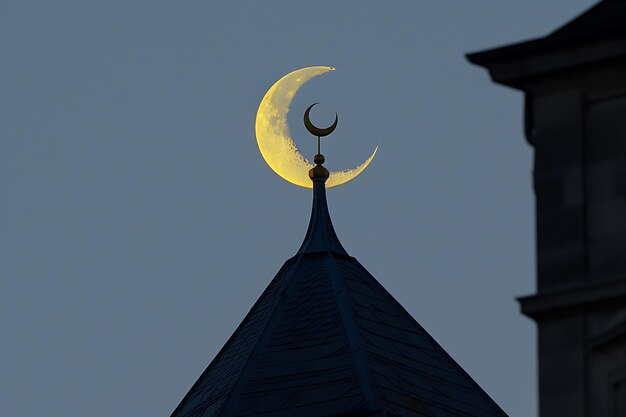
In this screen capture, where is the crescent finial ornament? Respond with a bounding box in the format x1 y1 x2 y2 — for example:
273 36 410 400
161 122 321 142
303 103 338 138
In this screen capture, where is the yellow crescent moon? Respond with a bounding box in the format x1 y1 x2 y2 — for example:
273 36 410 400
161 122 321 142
255 66 378 188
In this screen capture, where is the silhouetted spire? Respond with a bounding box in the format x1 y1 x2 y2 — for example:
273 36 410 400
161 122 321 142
297 155 347 256
170 105 508 417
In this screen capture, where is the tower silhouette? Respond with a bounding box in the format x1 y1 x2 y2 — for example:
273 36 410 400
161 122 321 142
468 1 626 416
170 152 508 416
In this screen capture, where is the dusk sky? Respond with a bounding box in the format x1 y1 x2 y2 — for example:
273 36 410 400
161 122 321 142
2 1 598 416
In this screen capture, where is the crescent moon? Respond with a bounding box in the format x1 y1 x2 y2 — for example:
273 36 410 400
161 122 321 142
255 66 377 188
304 103 337 137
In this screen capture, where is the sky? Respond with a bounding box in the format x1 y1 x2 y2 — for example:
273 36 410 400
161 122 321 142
1 1 599 416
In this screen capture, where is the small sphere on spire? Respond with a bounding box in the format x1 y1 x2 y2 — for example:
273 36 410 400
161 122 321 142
314 154 325 165
309 164 330 181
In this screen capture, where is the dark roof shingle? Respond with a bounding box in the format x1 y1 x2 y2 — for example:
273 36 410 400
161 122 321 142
171 177 508 417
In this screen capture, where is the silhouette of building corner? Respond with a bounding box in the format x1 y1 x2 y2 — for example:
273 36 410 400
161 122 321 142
467 1 626 416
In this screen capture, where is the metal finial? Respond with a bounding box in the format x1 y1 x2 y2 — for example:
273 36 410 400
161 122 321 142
304 103 338 139
304 103 338 169
304 103 336 181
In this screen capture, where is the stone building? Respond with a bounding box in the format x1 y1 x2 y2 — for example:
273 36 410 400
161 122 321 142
468 1 626 416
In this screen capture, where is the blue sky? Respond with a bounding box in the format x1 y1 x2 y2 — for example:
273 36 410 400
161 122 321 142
1 1 597 416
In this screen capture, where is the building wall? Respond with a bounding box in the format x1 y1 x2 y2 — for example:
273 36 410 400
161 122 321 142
527 65 626 417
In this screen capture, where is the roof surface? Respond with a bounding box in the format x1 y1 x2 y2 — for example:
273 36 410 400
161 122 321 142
171 175 508 417
466 0 626 67
549 0 626 41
